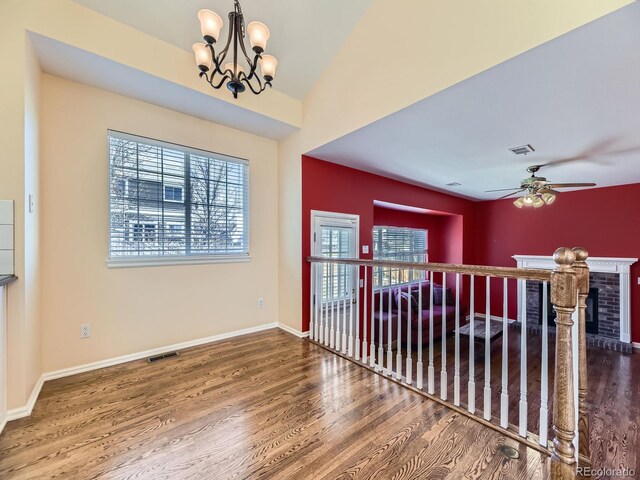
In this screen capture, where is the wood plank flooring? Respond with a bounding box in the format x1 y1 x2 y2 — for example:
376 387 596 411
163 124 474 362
0 329 551 479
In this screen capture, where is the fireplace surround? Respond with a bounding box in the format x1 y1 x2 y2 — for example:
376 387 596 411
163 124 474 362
514 255 637 351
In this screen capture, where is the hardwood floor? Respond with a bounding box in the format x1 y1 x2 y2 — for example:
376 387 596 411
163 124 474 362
0 329 552 479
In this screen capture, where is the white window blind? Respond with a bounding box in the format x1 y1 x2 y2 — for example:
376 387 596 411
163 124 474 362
373 226 428 287
108 131 249 263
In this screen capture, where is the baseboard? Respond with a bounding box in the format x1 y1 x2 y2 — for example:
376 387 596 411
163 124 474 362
277 323 309 338
633 342 640 351
6 375 44 422
0 415 6 436
4 322 279 423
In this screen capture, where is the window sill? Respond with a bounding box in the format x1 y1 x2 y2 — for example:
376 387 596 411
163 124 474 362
106 255 251 268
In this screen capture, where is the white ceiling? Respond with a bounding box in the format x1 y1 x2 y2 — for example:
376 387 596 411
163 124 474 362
309 3 640 201
70 0 373 100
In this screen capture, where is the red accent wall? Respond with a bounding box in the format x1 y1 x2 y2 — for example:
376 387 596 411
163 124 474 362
474 183 640 342
302 155 476 332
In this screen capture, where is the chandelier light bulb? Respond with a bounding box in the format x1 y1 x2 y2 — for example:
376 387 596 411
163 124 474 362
532 196 544 208
192 43 212 72
198 9 224 44
247 21 270 53
259 55 278 81
522 194 534 206
224 63 245 77
542 192 556 205
513 197 524 208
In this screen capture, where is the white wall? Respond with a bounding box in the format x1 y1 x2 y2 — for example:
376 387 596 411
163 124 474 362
40 75 279 372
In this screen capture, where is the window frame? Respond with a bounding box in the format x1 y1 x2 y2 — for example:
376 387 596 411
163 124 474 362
106 130 251 268
372 225 428 289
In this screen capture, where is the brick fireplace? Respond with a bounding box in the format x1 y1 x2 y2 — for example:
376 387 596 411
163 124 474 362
514 255 637 352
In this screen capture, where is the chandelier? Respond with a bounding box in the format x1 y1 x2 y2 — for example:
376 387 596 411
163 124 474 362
513 190 556 208
192 0 278 99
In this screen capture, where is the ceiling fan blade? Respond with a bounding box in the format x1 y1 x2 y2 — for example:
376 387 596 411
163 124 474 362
485 187 522 193
496 189 525 200
546 183 597 188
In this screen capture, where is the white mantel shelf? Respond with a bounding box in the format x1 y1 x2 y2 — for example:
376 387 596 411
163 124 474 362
513 255 637 344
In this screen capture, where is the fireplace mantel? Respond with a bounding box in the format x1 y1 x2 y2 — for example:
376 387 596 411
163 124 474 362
513 255 637 343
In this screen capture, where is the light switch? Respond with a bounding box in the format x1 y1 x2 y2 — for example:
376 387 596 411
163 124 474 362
28 194 35 214
362 245 369 254
637 277 640 285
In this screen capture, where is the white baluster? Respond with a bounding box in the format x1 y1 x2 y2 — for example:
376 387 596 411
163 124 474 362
310 262 316 341
348 266 354 358
454 273 461 406
441 272 448 400
377 278 384 372
342 287 348 355
330 263 335 349
396 282 403 380
362 266 368 364
483 276 491 420
406 283 413 384
324 265 330 346
386 282 393 375
417 278 424 390
519 279 528 437
500 277 509 429
335 268 341 352
539 280 549 447
370 266 376 368
319 263 324 345
428 273 435 395
468 274 476 414
355 265 360 360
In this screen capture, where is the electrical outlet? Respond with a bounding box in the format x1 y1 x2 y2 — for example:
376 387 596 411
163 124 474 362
257 298 264 308
362 245 369 254
80 323 91 338
360 279 364 288
28 194 35 214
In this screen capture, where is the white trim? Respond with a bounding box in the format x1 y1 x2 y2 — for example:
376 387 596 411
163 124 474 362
2 323 312 426
633 342 640 351
277 323 310 338
513 255 637 344
107 254 251 268
6 375 44 421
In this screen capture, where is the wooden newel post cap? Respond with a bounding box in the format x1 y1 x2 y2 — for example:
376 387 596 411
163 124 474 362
572 247 589 263
553 247 576 269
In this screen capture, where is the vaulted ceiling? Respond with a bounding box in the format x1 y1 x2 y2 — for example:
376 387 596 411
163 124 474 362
70 0 373 100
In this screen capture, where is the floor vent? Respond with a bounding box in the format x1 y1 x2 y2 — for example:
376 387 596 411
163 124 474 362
498 445 520 459
147 351 180 363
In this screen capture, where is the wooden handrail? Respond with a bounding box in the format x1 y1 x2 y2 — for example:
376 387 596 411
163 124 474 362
306 256 553 282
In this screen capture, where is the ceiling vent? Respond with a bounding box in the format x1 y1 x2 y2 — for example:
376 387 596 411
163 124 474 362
446 182 462 187
508 144 535 156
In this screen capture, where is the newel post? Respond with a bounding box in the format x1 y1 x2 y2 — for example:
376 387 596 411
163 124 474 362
550 247 578 480
573 247 592 469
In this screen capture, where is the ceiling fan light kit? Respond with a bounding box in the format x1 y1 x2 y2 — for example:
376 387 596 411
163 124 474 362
490 165 595 209
193 0 278 99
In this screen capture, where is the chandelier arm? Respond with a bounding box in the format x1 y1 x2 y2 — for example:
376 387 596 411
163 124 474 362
237 32 258 71
241 76 269 95
206 44 227 78
210 73 231 90
215 13 236 67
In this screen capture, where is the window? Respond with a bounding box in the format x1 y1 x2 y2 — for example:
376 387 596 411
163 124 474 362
164 185 183 202
320 226 353 302
108 131 249 265
373 226 428 287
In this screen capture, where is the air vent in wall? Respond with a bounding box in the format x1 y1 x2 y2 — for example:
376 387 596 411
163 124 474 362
148 351 180 363
508 144 535 156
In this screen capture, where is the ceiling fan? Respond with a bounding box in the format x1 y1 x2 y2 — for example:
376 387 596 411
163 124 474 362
486 165 596 208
